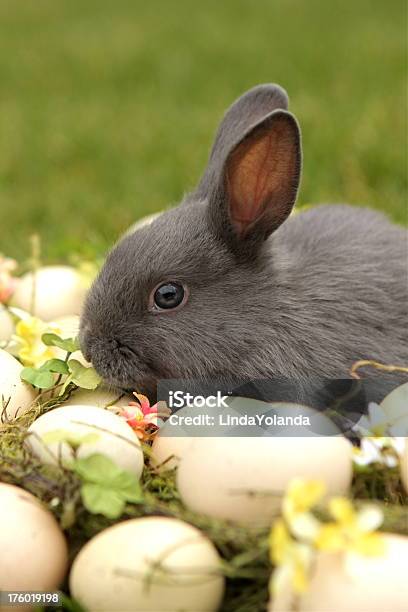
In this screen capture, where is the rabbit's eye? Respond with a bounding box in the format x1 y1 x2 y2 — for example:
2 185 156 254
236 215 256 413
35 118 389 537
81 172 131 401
152 282 187 311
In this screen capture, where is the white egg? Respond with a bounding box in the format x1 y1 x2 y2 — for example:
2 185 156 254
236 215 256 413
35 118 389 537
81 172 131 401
380 382 408 435
177 402 352 526
270 534 408 612
0 306 14 343
11 266 88 321
0 483 68 592
150 397 235 471
69 517 225 612
51 314 90 366
151 435 194 470
62 386 133 409
401 440 408 494
27 405 143 477
0 348 36 419
53 314 81 338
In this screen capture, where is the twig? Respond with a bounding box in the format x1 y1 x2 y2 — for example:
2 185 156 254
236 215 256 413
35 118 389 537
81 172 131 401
350 359 408 379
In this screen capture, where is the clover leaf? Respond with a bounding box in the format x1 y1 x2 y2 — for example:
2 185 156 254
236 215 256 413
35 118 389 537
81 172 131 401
20 357 70 389
73 454 143 519
41 429 100 449
43 358 70 375
42 333 80 354
80 485 126 519
21 367 55 389
68 359 102 390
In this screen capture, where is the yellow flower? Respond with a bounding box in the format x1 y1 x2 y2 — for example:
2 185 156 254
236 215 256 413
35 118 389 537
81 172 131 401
315 497 385 556
283 478 326 520
282 478 325 540
269 519 313 595
269 518 291 565
13 316 61 367
269 480 386 600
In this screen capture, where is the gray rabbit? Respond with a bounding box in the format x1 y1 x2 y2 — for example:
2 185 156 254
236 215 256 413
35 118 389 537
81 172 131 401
80 84 408 401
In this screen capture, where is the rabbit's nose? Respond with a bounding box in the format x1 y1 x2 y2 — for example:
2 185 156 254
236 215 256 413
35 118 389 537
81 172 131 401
79 325 122 364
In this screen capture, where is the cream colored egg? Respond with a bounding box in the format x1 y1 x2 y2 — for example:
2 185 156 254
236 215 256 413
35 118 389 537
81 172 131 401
69 517 225 612
63 386 133 409
0 306 13 343
271 534 408 612
51 315 89 366
0 483 68 592
151 434 194 470
27 405 143 477
177 403 352 526
401 440 408 493
0 349 36 419
11 266 88 321
151 397 232 470
53 314 81 337
380 382 408 435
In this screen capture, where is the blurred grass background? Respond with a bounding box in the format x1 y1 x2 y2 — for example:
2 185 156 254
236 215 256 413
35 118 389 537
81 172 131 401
0 0 406 262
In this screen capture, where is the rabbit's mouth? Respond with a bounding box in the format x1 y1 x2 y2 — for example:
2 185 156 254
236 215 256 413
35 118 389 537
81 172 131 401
80 330 161 399
93 359 159 401
93 352 155 394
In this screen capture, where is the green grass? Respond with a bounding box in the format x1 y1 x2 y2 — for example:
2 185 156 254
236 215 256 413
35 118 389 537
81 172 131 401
0 0 406 262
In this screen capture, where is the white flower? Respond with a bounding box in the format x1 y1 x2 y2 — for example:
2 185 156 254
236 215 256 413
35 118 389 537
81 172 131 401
353 402 404 437
353 436 404 467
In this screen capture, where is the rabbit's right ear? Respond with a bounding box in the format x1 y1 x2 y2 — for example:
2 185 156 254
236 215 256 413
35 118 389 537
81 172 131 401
195 84 301 257
203 108 301 260
196 84 289 199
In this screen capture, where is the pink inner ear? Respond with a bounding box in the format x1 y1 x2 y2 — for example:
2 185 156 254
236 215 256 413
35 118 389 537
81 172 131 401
226 120 297 236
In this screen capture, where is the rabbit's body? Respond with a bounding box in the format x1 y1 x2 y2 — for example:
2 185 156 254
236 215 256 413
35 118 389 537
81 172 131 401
266 204 407 378
80 84 407 399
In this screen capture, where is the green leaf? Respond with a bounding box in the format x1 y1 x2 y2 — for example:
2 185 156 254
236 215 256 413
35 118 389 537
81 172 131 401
106 468 143 495
73 454 143 518
20 367 55 389
68 359 102 390
20 357 71 389
58 373 74 396
41 358 70 375
73 453 120 482
81 483 126 519
42 333 79 353
42 429 100 449
120 482 144 503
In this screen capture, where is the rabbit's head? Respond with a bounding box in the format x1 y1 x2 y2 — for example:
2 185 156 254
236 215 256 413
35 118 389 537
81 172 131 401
80 84 301 395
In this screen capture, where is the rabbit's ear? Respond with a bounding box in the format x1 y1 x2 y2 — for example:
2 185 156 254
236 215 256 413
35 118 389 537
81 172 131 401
196 84 289 199
207 109 301 253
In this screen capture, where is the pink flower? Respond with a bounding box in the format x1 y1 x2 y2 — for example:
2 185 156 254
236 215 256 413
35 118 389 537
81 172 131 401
120 392 167 441
0 256 18 304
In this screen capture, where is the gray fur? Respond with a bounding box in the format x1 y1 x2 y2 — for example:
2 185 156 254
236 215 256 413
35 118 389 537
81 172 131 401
80 84 408 397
